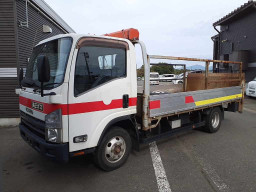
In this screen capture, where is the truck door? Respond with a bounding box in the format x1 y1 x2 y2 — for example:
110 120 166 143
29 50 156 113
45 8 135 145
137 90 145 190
68 37 137 152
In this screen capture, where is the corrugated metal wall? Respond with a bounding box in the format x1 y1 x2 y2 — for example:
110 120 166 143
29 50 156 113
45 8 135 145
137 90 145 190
16 0 66 69
0 0 19 118
0 0 68 118
0 0 17 68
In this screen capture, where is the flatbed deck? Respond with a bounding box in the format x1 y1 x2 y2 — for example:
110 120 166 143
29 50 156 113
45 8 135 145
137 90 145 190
134 41 244 130
148 86 242 117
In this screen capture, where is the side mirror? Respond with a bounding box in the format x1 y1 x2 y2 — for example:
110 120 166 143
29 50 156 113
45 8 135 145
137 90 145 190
37 55 50 83
19 68 24 88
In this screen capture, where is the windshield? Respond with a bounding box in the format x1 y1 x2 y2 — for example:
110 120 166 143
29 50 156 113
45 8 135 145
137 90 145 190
164 75 174 77
24 37 72 89
150 74 159 78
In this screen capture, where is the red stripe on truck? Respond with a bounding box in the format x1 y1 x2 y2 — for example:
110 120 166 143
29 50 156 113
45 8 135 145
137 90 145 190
185 96 195 104
129 97 137 106
19 96 137 115
149 100 161 110
19 96 68 114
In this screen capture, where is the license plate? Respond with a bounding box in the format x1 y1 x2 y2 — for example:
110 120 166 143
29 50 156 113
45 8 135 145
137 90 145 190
32 101 44 112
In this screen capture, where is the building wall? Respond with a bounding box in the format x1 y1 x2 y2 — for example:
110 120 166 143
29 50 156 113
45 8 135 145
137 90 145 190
220 11 256 62
218 11 256 81
0 0 19 118
16 0 66 69
0 0 68 118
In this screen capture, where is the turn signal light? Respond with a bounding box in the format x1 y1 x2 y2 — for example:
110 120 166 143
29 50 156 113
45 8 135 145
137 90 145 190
73 151 85 157
73 135 88 143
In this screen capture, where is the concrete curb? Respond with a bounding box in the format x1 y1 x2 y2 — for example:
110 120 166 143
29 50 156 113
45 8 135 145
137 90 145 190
0 118 20 128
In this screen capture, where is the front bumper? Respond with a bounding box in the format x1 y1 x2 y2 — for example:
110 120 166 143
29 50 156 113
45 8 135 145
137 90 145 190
19 123 69 163
150 81 159 85
246 89 256 97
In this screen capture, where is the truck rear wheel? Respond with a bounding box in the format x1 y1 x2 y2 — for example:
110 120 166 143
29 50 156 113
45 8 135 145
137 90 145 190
94 127 132 171
204 107 222 133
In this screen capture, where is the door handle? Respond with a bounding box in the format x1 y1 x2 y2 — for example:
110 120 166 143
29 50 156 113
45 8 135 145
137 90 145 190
123 94 129 108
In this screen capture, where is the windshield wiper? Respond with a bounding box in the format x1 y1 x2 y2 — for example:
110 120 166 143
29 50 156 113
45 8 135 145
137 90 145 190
32 83 59 95
21 78 38 88
84 52 92 82
43 82 62 88
30 82 61 93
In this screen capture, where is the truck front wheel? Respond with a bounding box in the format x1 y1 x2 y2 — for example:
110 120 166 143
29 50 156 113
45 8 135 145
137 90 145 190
204 107 222 133
94 127 132 171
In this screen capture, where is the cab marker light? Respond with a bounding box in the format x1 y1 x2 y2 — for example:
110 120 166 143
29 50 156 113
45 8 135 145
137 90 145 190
73 135 88 143
73 151 85 157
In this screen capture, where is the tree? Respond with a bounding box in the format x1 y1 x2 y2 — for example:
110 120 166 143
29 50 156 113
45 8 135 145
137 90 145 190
151 63 174 74
137 62 184 77
137 65 144 77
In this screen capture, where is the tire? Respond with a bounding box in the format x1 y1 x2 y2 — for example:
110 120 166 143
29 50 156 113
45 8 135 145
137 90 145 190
204 107 222 133
94 127 132 171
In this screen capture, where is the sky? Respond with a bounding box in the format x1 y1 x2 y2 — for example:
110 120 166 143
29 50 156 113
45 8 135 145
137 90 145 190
45 0 247 67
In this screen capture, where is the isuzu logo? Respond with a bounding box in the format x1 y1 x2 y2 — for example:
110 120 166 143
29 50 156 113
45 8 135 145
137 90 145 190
26 108 33 114
31 101 44 112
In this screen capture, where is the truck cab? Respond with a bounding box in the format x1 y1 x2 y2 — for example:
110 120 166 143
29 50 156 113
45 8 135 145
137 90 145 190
150 72 160 85
19 33 138 170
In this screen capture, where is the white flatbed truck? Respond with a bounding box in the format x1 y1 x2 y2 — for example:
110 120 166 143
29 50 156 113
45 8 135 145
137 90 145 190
150 72 160 85
18 28 244 171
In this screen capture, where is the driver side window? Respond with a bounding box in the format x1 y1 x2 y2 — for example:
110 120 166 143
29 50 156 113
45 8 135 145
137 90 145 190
74 46 126 96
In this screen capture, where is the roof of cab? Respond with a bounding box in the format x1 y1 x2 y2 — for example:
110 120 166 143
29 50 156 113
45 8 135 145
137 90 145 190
36 33 133 47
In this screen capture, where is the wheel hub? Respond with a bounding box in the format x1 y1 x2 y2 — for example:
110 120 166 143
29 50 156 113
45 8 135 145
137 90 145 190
114 145 121 154
211 111 220 129
105 136 126 163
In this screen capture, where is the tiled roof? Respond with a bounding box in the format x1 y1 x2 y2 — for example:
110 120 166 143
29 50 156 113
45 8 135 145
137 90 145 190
213 1 256 26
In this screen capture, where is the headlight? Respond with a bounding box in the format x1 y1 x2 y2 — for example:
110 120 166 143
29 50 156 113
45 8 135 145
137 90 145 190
45 109 62 143
47 129 61 143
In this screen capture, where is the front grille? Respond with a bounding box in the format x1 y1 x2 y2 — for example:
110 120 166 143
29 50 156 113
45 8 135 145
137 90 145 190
20 111 46 139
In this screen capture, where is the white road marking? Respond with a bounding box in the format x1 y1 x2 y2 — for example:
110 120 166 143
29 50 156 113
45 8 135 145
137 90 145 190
243 107 256 114
178 139 231 192
195 156 231 192
149 142 172 192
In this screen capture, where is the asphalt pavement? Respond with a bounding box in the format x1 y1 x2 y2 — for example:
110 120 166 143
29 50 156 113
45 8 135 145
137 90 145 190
1 97 256 192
